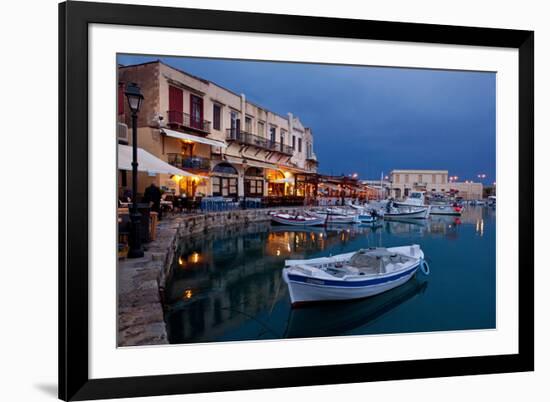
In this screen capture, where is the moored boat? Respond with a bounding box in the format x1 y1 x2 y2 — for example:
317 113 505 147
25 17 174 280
384 205 430 219
429 204 463 216
283 245 428 306
315 208 360 224
271 212 325 226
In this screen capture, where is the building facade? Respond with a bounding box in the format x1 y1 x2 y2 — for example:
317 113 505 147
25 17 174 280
117 61 319 199
389 169 482 200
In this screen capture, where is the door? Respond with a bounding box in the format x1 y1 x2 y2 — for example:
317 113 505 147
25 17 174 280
168 86 183 124
190 94 204 129
229 111 240 140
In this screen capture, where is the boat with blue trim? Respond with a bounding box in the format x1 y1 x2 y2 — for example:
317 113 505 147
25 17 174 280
283 245 428 306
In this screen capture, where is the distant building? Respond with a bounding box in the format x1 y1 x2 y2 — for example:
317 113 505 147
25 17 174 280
389 169 482 200
448 181 483 200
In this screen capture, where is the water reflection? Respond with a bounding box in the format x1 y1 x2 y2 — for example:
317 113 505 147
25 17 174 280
286 278 428 338
164 206 496 344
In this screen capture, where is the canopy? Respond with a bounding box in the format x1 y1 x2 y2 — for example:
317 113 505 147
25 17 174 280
118 144 196 177
162 128 227 148
225 155 276 170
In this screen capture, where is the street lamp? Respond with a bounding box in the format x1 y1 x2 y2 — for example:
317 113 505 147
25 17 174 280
125 82 144 258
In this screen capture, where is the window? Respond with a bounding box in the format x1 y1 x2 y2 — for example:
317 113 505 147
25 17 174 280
245 178 264 196
212 177 221 194
394 174 399 183
212 177 238 197
405 174 409 183
298 138 302 152
245 116 252 133
230 111 239 137
213 162 238 175
270 126 276 143
258 121 265 136
418 174 423 183
432 174 437 184
292 135 296 149
213 104 221 130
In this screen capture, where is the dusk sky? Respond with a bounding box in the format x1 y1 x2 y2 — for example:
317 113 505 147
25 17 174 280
118 54 496 184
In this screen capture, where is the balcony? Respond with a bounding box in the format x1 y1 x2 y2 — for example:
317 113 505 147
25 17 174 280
306 152 318 162
167 154 210 171
167 110 211 134
226 129 294 155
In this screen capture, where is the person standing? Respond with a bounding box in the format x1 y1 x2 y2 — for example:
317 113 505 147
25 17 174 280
144 183 162 220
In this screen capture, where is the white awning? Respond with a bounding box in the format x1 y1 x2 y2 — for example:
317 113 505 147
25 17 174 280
118 145 196 177
224 155 277 170
162 128 227 148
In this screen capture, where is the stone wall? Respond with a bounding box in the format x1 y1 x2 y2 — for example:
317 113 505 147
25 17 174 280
117 206 307 346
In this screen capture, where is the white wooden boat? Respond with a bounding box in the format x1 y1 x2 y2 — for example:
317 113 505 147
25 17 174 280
271 212 325 226
283 245 429 306
315 208 360 224
384 205 429 219
394 191 426 208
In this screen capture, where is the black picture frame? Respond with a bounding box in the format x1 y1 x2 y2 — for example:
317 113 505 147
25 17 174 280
59 1 534 400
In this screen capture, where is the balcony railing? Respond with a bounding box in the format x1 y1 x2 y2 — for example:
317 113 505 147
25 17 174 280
306 152 318 162
167 110 211 133
167 154 210 171
226 128 294 155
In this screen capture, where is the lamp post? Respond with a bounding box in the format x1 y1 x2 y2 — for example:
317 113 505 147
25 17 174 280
125 82 144 258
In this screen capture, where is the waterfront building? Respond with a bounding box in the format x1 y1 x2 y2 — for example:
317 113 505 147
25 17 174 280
389 169 482 200
362 179 392 199
117 60 319 201
390 169 449 198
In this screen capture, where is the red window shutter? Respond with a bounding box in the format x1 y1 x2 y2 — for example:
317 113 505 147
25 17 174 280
169 86 184 124
118 83 124 115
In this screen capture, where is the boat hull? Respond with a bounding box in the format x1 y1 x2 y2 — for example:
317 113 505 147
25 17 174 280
384 208 429 219
271 214 325 226
318 214 360 224
284 265 419 305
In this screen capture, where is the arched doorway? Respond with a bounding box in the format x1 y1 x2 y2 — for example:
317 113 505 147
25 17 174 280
211 162 238 197
244 167 264 197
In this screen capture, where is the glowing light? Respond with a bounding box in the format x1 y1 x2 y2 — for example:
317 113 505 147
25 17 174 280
172 175 182 182
276 249 281 256
190 252 200 264
178 256 185 267
183 289 193 299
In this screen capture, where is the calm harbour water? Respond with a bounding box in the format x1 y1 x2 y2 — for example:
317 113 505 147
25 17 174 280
164 206 496 344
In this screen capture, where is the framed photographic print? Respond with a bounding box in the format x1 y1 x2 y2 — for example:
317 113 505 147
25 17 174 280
59 1 534 400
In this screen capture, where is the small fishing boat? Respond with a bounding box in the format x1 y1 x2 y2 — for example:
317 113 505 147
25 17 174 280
384 205 430 219
283 245 428 306
271 212 325 226
394 191 426 208
315 208 360 224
